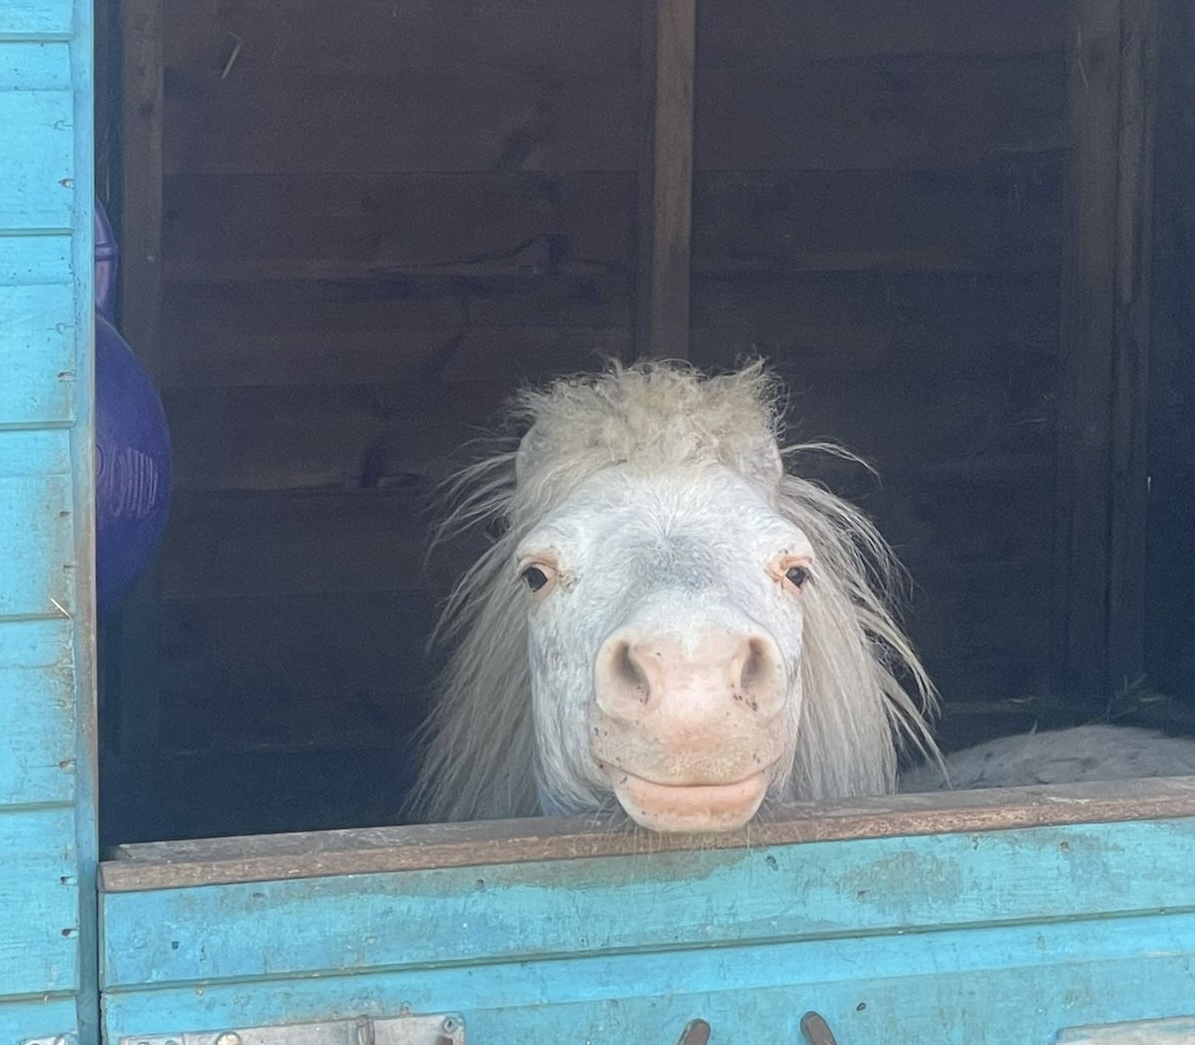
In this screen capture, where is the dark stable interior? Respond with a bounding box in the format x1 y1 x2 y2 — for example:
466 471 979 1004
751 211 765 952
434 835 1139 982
94 0 1195 846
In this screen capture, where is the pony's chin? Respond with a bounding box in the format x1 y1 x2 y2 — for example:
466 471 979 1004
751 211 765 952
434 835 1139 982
609 770 770 833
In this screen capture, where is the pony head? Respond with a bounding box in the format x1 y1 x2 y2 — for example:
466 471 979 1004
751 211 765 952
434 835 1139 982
411 362 936 832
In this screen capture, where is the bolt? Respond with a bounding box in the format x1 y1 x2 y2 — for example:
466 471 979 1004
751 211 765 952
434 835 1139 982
215 1034 242 1045
440 1017 460 1035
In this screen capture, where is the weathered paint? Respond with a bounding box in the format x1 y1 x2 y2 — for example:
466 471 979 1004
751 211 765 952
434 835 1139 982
0 0 96 1041
100 816 1195 1044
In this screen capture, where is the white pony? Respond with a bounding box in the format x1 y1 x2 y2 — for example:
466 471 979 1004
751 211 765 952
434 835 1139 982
410 362 1195 832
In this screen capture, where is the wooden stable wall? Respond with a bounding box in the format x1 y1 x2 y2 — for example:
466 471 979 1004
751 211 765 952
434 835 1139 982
100 0 1164 843
103 0 644 842
686 0 1068 723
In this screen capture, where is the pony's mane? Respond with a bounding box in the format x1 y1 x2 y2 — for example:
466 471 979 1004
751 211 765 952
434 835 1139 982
408 361 938 823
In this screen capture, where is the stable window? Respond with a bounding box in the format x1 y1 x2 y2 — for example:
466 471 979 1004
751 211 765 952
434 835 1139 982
76 0 1195 1042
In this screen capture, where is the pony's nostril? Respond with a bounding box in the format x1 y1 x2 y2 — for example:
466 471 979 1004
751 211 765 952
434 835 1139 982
735 636 782 713
615 641 649 701
740 638 766 690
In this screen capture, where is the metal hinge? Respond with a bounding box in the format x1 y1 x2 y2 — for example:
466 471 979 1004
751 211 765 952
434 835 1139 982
119 1014 465 1045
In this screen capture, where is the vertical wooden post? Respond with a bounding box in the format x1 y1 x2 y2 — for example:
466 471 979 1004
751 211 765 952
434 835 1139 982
107 0 165 778
634 0 696 361
119 0 164 378
1054 0 1157 697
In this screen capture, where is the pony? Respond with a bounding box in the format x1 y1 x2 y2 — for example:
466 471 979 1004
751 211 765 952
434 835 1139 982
409 362 1195 832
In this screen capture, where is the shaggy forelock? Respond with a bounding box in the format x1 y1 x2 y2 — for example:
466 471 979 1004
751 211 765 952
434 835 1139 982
406 361 939 825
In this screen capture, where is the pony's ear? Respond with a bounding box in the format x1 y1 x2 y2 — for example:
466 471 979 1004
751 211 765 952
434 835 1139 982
515 424 552 485
740 435 784 490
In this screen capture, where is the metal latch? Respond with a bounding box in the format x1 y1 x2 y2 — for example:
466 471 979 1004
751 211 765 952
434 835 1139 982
119 1014 465 1045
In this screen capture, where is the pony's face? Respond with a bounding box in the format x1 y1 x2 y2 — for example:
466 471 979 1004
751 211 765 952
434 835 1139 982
514 464 813 832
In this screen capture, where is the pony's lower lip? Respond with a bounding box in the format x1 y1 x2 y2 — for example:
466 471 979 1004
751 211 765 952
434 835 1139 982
607 769 771 833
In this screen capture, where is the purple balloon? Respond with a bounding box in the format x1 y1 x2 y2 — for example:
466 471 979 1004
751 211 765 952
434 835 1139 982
95 316 173 613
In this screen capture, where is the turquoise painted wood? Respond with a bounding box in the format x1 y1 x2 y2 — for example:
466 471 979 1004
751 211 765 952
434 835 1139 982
0 0 97 1042
99 815 1195 1045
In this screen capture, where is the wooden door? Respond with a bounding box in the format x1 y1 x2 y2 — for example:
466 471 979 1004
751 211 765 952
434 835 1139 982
0 1 100 1041
99 782 1195 1044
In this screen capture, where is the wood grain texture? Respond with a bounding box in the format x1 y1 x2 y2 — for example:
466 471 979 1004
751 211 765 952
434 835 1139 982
642 0 695 359
160 171 636 283
693 52 1065 173
1106 0 1157 692
1056 1017 1195 1043
103 775 1195 890
0 0 73 37
0 284 77 426
1054 0 1155 697
100 809 1195 990
696 0 1067 64
99 913 1195 1045
162 0 641 75
0 54 73 230
0 474 75 618
119 0 163 374
0 619 76 805
0 998 80 1045
156 488 431 599
0 807 79 994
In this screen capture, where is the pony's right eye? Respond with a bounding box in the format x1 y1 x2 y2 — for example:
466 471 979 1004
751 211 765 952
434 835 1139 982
518 560 557 597
522 566 549 592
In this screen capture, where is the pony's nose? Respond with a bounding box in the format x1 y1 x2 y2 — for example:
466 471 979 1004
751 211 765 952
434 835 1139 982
595 628 786 723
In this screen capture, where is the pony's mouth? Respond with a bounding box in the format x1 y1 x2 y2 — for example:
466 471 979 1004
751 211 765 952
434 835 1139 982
605 767 771 833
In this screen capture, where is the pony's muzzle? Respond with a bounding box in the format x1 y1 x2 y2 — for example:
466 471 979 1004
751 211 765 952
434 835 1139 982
591 625 789 831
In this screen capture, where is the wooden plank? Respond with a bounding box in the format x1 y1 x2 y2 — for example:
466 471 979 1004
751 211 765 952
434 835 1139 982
693 52 1066 173
163 0 641 76
0 619 76 805
1058 1017 1195 1043
1106 0 1158 692
160 172 636 282
120 0 164 371
690 270 1060 376
0 283 78 427
1053 0 1155 696
692 159 1064 273
162 320 629 391
94 914 1195 1045
0 429 72 478
0 998 80 1044
158 272 629 389
0 807 78 994
102 775 1195 890
0 83 74 231
157 488 433 600
0 38 70 89
161 380 512 492
97 815 1195 986
0 474 75 618
0 0 72 37
159 52 1063 177
1144 0 1195 697
163 64 640 176
0 229 71 284
639 0 695 360
697 0 1067 65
